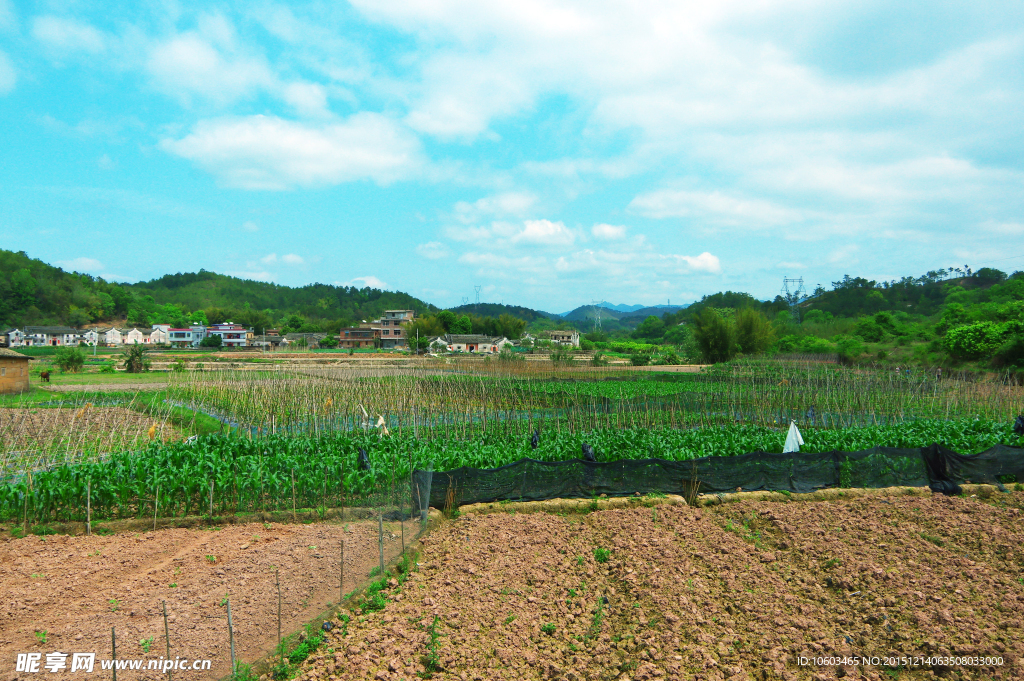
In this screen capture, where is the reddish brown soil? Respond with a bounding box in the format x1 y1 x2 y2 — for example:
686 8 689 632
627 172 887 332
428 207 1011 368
1 519 420 681
293 492 1024 681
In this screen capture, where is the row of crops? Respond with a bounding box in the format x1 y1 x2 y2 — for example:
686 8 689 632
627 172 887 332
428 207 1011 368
2 417 1021 524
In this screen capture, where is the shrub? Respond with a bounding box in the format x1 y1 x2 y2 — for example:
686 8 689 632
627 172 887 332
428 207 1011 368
53 347 85 373
200 335 223 348
591 351 609 367
550 346 576 366
629 353 651 366
652 349 680 365
121 344 151 373
992 335 1024 367
853 317 885 343
734 308 775 355
692 308 736 363
943 322 1003 360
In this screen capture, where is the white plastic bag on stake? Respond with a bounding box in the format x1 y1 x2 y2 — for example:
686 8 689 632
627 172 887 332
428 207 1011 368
783 420 804 453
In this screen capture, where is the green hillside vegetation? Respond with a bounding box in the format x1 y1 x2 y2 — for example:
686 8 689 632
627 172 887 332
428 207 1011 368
622 266 1024 369
0 249 437 334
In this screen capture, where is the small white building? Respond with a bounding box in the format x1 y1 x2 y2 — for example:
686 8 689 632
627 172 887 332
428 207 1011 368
441 334 511 353
102 327 123 346
149 327 169 345
82 329 104 346
122 328 146 345
3 329 25 347
168 325 207 348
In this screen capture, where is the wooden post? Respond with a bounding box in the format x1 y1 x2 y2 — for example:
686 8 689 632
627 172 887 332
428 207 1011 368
209 481 214 517
162 601 172 681
276 571 282 659
153 485 159 531
291 469 296 522
378 514 385 578
24 472 31 535
226 599 236 679
339 537 345 605
86 479 91 536
111 627 117 681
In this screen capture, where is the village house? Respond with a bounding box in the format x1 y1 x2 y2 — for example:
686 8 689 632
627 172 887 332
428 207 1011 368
0 348 30 395
372 310 416 350
149 327 169 345
548 329 581 347
206 322 250 347
338 326 378 349
439 334 511 354
1 329 24 347
167 325 207 348
22 326 84 347
82 329 104 346
251 334 288 350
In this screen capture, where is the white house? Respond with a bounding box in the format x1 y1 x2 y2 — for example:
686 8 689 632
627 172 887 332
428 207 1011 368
3 329 25 347
23 326 83 347
102 327 123 346
207 322 250 347
441 334 511 353
168 325 207 348
548 330 581 347
82 329 104 346
122 328 146 345
149 327 169 345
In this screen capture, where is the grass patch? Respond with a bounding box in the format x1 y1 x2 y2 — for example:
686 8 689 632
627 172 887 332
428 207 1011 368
593 547 611 564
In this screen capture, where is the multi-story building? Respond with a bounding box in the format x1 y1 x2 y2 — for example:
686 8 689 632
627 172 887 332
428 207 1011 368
206 322 250 347
338 326 379 349
167 325 207 348
372 310 416 350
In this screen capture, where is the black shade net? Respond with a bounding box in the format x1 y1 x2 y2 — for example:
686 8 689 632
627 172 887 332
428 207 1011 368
413 444 1024 510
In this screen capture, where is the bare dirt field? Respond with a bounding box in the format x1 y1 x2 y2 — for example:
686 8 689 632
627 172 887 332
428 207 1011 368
287 491 1024 681
0 518 420 681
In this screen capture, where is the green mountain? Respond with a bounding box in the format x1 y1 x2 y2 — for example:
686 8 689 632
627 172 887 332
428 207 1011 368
0 249 437 332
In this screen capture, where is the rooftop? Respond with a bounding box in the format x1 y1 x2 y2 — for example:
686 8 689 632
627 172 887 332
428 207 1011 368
0 348 30 359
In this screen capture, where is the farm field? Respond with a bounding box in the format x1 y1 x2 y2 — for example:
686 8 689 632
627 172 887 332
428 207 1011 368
0 517 420 681
290 491 1024 681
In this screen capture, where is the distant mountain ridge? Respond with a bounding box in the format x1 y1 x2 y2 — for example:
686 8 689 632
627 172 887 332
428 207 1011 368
560 304 687 322
557 301 688 316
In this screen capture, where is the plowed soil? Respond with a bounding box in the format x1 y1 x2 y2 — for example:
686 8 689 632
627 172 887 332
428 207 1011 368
291 491 1024 681
0 519 420 681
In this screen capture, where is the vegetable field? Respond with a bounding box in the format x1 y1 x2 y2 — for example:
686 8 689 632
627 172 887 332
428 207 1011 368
2 358 1024 526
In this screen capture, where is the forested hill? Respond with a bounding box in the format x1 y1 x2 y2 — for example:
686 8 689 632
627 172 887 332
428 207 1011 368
0 249 437 332
446 303 556 323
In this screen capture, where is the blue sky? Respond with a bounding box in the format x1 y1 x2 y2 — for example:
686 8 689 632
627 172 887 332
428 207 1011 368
1 1 1022 312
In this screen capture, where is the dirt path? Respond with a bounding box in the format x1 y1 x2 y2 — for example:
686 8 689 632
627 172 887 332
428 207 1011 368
288 492 1024 680
0 519 421 681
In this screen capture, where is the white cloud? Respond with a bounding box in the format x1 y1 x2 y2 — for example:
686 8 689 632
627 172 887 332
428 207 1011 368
32 16 106 54
0 50 14 94
454 192 537 222
260 253 278 264
630 189 804 227
147 33 274 106
829 244 860 265
241 221 259 232
514 219 575 246
416 241 451 260
343 275 389 289
97 154 115 170
777 261 805 270
160 114 423 189
58 257 104 273
679 252 721 273
591 223 626 240
281 253 304 265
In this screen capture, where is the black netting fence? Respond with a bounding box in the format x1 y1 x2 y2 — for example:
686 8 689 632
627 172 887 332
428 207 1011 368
412 444 1024 510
